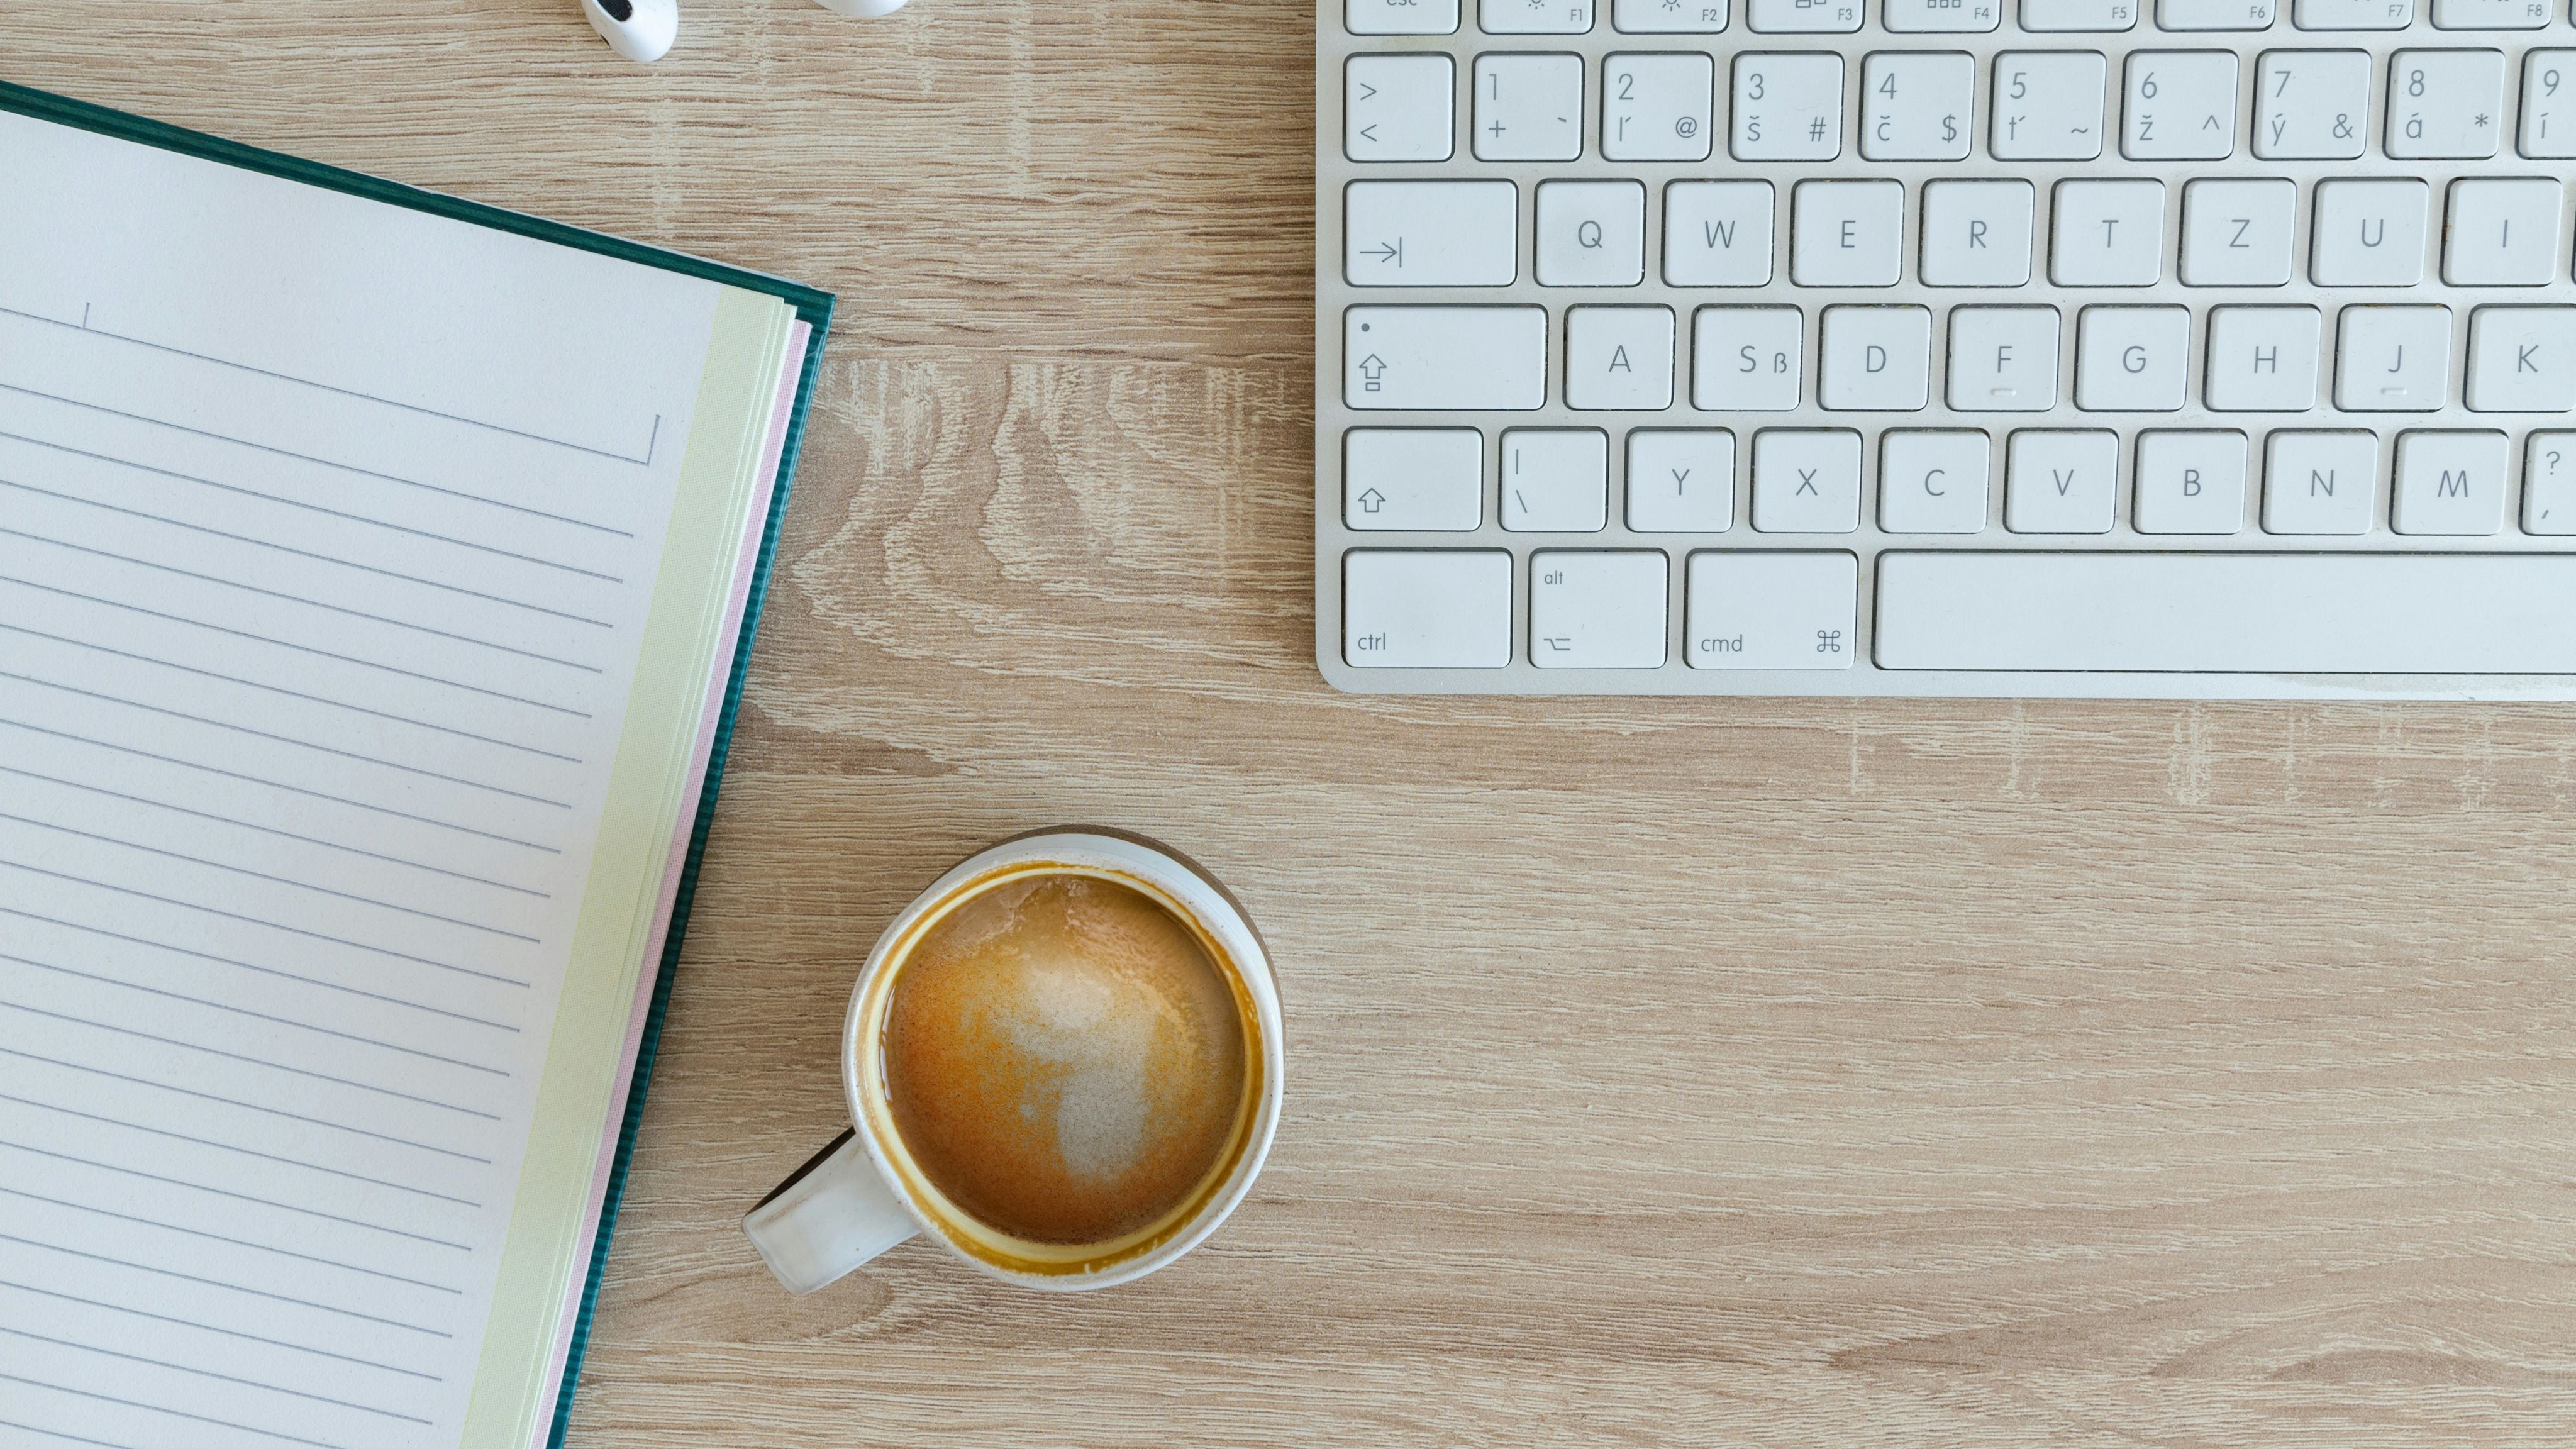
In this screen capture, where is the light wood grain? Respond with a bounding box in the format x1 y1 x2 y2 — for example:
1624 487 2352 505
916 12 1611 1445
13 4 2576 1444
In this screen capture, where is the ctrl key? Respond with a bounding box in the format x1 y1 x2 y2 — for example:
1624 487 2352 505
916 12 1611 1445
1684 551 1858 670
1344 550 1513 668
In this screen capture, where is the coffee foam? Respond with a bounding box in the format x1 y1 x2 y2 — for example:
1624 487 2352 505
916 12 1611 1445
882 873 1250 1246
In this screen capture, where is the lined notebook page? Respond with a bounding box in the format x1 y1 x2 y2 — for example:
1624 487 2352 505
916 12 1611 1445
0 113 730 1447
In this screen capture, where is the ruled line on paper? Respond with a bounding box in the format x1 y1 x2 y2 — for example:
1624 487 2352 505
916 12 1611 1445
0 1092 480 1206
0 477 618 628
0 1326 431 1425
0 1231 451 1335
0 1188 462 1296
0 1142 475 1252
0 1280 443 1382
0 429 625 585
0 1370 355 1449
0 379 636 537
0 1044 494 1164
0 1412 140 1449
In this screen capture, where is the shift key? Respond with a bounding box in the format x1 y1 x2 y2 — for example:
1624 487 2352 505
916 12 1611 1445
1346 306 1548 411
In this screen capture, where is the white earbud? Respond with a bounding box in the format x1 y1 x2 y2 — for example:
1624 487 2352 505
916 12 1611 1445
811 0 913 14
582 0 678 62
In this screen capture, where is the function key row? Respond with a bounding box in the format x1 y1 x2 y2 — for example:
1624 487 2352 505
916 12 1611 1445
1352 0 2562 34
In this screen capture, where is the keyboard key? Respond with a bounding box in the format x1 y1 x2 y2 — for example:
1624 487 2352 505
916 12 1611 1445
1733 52 1844 159
1685 551 1858 668
1862 52 1975 160
1946 305 2061 410
1992 51 2109 158
1345 428 1484 530
2310 179 2428 287
2204 306 2321 411
2134 430 2250 533
1790 179 1903 286
1626 429 1736 531
2334 305 2450 411
1344 550 1511 667
1501 428 1611 528
2262 429 2379 532
1536 179 1646 286
1345 306 1548 410
2386 50 2506 158
1692 306 1804 409
1346 55 1457 161
2391 430 2510 535
2521 51 2576 157
2467 306 2576 411
1614 0 1730 28
1603 52 1715 160
1484 0 1597 33
1350 0 1463 33
2075 305 2190 411
1887 0 2002 28
2254 48 2368 158
2431 0 2547 26
2023 0 2138 29
1879 430 1991 533
2443 179 2562 286
2293 0 2409 25
2159 0 2275 26
1663 180 1775 286
1920 180 2035 286
2525 433 2576 533
2180 178 2296 286
1747 0 1863 30
1345 181 1518 286
1474 53 1585 160
2005 428 2120 532
1531 551 1670 666
1874 552 2576 672
2123 52 2238 157
2051 179 2165 286
1819 305 1932 411
1750 428 1863 531
1565 306 1678 409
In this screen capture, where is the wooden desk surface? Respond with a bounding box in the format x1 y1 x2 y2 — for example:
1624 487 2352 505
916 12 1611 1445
14 4 2576 1443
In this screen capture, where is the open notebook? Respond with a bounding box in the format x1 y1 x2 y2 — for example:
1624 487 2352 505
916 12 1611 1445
0 84 830 1448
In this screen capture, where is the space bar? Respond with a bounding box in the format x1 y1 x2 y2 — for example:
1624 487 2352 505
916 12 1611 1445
1875 553 2576 674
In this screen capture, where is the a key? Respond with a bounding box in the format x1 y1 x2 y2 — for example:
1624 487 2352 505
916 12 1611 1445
1733 52 1844 159
2387 50 2506 158
1346 55 1457 162
1946 306 2060 411
1345 181 1518 286
2334 305 2450 411
2292 0 2411 28
2255 48 2368 158
1603 52 1716 160
1992 51 2109 159
1750 428 1863 532
2006 429 2121 533
2180 178 2296 286
1345 306 1549 409
2391 431 2510 535
1614 0 1730 28
2134 430 2250 533
1790 179 1903 286
1818 305 1932 411
1345 428 1485 530
1343 550 1512 667
1663 180 1775 286
2022 0 2138 30
2160 0 2275 27
2122 50 2238 158
2075 306 2190 411
2431 0 2548 28
1499 428 1611 529
1684 551 1858 669
2524 432 2576 534
1887 0 2001 28
1626 429 1736 531
2204 306 2321 411
1692 306 1803 409
1350 0 1463 34
2051 179 2165 286
1879 430 1992 533
1746 0 1863 31
1566 306 1678 410
2466 306 2576 412
1484 0 1597 34
1530 551 1669 667
2262 430 2379 533
2310 179 2428 287
1920 180 2035 286
1474 52 1585 161
2521 51 2576 157
2443 179 2562 287
1536 179 1647 286
1863 52 1975 160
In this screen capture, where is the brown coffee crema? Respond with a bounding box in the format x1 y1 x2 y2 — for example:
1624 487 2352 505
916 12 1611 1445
882 874 1250 1246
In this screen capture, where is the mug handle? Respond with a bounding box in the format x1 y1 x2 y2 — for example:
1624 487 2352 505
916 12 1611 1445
743 1129 919 1294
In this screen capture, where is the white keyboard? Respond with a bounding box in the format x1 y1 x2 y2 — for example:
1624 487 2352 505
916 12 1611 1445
1315 0 2576 697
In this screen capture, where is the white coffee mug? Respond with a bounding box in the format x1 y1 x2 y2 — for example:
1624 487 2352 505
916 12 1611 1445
743 830 1284 1294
